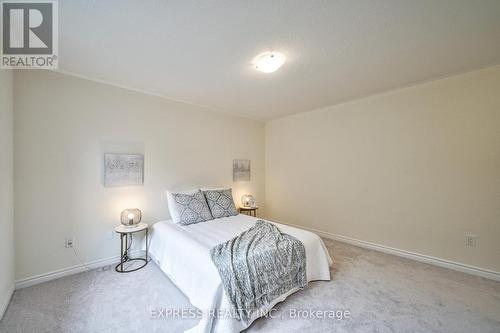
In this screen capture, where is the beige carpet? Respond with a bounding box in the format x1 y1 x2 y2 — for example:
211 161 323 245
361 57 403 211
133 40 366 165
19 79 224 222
1 239 499 333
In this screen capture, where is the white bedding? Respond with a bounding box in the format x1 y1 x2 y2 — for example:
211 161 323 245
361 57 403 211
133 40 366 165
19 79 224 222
149 214 332 333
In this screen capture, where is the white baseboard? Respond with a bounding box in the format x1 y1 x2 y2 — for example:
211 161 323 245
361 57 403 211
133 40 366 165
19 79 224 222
0 284 14 320
280 221 500 282
14 251 144 290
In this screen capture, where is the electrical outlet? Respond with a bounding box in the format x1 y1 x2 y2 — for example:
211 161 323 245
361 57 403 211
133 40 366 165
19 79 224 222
465 234 477 247
65 237 74 248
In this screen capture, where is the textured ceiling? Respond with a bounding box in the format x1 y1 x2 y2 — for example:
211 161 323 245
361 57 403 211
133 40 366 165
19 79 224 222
59 0 500 120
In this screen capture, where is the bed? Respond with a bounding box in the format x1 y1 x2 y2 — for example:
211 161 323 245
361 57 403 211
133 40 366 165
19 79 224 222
149 213 332 333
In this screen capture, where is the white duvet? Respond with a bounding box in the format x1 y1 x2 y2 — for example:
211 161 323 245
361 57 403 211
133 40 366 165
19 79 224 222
148 214 332 333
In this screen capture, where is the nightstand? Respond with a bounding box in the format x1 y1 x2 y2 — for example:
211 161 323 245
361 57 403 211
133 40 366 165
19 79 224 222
115 222 149 273
239 207 258 217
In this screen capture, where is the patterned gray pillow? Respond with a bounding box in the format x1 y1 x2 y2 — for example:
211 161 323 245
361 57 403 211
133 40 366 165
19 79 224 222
203 189 239 219
171 190 213 225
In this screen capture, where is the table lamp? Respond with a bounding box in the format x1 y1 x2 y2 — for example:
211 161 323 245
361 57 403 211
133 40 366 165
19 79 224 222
121 208 142 227
241 194 256 208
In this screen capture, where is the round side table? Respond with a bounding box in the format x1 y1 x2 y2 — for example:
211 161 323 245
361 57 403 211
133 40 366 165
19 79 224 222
239 206 258 217
115 222 149 273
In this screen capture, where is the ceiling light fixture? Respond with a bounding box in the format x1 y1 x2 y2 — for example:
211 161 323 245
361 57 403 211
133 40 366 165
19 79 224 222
252 51 286 73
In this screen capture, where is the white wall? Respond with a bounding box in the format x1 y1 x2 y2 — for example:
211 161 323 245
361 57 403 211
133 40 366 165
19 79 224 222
11 65 500 283
0 70 14 317
14 70 265 281
266 65 500 273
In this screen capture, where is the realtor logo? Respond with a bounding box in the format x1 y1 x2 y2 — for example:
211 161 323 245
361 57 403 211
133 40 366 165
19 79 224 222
1 0 58 69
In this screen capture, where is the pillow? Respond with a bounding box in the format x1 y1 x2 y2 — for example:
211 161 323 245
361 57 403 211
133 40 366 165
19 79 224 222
200 187 232 196
166 189 213 225
166 189 198 223
203 188 239 219
200 186 227 191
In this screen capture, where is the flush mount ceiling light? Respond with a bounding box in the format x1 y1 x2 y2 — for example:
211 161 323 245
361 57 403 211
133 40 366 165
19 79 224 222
252 51 286 73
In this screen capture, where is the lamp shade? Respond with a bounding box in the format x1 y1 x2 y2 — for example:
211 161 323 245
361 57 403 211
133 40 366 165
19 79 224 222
241 194 256 208
121 208 142 227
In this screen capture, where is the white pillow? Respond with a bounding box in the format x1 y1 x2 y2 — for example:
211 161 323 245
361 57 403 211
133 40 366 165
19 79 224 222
200 187 230 191
166 189 199 223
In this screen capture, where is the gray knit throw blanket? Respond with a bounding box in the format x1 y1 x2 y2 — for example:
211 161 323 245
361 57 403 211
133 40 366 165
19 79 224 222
210 220 307 324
